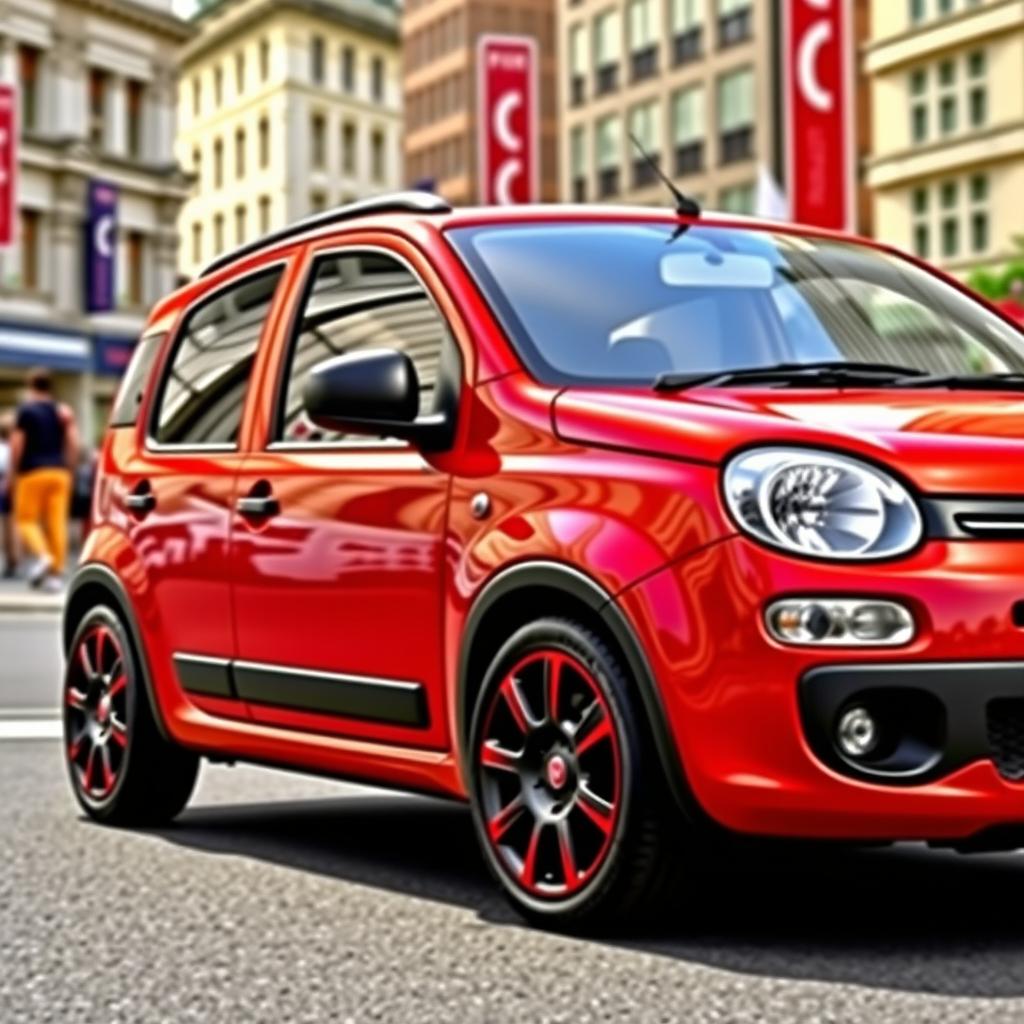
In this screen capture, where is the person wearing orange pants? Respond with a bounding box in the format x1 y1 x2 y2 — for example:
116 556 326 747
9 369 80 592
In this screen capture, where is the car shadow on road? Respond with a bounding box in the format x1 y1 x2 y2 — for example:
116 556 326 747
148 791 1024 999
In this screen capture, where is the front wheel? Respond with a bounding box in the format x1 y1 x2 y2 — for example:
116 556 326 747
468 618 686 930
64 605 199 826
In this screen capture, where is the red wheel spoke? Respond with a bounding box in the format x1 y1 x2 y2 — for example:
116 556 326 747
500 676 533 733
577 782 615 834
556 819 579 891
520 821 543 888
544 654 564 725
67 727 88 761
95 628 110 672
82 744 98 792
99 745 115 794
78 643 96 681
110 717 128 747
480 740 520 773
107 674 127 700
574 703 612 756
66 687 88 711
488 794 526 842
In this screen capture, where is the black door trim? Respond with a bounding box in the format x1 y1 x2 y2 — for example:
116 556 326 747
174 653 235 699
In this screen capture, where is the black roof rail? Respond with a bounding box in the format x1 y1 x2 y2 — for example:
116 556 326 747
199 191 453 278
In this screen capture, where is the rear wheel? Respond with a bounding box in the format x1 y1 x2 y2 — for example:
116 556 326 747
468 617 686 930
64 605 198 825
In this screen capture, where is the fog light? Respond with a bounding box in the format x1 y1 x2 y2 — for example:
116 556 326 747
837 706 878 759
766 598 914 646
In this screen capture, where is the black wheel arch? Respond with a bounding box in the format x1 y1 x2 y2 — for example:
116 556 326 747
456 560 704 822
64 563 171 742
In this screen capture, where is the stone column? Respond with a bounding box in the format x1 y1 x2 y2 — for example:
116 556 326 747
50 28 87 140
106 74 127 158
51 172 86 316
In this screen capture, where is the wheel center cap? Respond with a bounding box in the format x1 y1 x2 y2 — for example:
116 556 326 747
545 753 568 791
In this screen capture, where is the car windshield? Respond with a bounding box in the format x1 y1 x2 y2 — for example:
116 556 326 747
447 222 1024 387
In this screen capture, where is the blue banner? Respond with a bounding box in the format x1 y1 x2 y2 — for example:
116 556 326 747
85 180 117 313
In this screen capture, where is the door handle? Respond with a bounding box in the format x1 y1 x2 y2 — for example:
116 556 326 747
123 483 155 515
236 493 279 518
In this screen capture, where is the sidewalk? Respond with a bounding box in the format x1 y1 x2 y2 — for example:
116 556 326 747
0 573 66 614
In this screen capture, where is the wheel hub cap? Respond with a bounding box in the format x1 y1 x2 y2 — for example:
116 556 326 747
545 753 569 792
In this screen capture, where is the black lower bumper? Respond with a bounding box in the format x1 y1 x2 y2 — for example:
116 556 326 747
800 661 1024 786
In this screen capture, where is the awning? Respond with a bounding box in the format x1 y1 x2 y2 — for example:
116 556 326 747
0 324 91 372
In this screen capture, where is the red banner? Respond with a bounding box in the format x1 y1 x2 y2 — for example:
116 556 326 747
0 84 15 247
784 0 854 230
478 35 538 205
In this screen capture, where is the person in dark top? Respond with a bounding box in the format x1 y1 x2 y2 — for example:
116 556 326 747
9 368 80 592
0 415 16 577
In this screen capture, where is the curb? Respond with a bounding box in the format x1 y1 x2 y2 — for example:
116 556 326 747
0 593 64 614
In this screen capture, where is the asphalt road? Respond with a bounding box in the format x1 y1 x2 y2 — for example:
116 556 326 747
4 615 1024 1022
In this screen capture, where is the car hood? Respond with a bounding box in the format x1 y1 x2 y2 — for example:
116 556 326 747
553 387 1024 494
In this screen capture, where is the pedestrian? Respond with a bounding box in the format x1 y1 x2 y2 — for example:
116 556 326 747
0 415 17 578
8 369 80 592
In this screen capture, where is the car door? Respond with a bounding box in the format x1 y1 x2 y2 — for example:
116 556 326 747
123 263 288 718
229 243 460 749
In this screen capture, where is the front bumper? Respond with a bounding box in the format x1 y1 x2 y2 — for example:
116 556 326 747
617 534 1024 841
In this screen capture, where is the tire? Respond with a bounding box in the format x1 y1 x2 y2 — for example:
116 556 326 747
467 617 686 930
63 605 199 826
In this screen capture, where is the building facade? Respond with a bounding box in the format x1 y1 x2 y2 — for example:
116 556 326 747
0 0 191 446
865 0 1023 275
177 0 403 279
403 0 559 205
557 0 774 212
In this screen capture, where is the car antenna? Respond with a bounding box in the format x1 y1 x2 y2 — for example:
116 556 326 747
628 132 701 219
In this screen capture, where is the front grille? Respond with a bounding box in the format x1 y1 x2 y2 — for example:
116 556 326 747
987 699 1024 780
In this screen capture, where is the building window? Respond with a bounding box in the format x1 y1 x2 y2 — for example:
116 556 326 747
371 129 386 182
311 35 326 85
629 101 660 188
214 138 224 188
259 196 271 234
89 69 108 150
594 10 621 96
596 114 621 198
371 56 385 102
718 0 752 48
718 67 754 164
628 0 658 82
192 146 202 185
310 191 328 214
719 182 755 214
192 76 201 116
940 180 959 258
235 128 246 178
912 187 930 259
341 46 355 93
938 58 957 135
311 114 327 169
19 210 41 291
258 117 270 168
968 50 987 128
909 68 928 143
260 38 270 81
126 79 145 160
570 125 587 202
671 0 704 66
18 46 41 132
342 121 357 175
192 222 203 265
214 65 223 106
235 51 246 93
569 24 587 106
235 204 247 244
213 213 225 255
909 0 926 23
672 84 705 176
970 173 989 254
124 231 145 307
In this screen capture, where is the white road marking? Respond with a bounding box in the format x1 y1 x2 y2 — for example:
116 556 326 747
0 718 62 740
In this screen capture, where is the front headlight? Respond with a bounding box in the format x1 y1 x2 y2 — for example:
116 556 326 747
723 448 923 560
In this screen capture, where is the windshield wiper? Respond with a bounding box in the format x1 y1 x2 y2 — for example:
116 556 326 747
654 361 929 392
887 372 1024 391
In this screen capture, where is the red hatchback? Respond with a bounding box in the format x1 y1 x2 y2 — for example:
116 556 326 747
63 193 1024 928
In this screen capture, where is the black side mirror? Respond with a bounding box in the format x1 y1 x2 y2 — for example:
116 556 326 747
302 348 454 450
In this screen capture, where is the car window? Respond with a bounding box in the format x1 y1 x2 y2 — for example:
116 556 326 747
448 223 1024 386
109 332 165 428
152 267 283 447
276 251 454 445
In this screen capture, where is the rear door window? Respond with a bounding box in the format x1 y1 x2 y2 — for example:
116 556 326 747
151 266 284 447
109 333 165 428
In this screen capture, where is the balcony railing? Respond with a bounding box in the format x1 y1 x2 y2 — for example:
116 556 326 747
674 141 704 177
630 45 658 83
673 26 702 66
720 126 754 164
632 154 663 189
570 74 586 107
598 167 620 199
595 62 619 96
718 8 752 48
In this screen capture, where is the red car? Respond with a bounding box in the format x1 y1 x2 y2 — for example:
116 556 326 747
64 193 1024 928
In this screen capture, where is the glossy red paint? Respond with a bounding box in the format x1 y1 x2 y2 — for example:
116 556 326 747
69 202 1024 845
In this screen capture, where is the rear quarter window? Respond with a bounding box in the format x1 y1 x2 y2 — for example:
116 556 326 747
108 333 166 428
